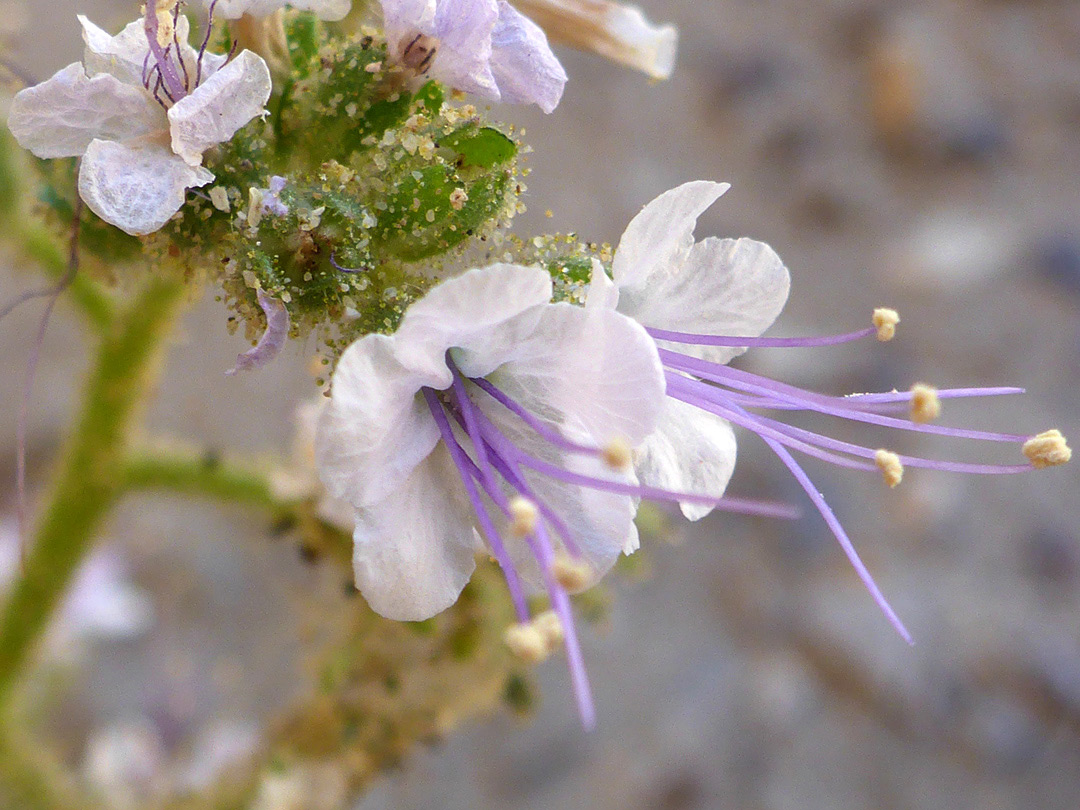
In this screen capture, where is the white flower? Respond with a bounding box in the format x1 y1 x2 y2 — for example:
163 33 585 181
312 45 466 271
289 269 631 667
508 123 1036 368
206 0 351 20
381 0 567 112
588 181 791 520
315 263 665 622
6 15 271 235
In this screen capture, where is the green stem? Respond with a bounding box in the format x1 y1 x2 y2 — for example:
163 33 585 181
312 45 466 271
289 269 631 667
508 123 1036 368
122 449 290 512
18 223 114 333
0 278 185 709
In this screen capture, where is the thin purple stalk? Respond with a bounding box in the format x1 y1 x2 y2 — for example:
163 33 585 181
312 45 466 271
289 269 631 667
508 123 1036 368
660 349 1029 443
422 388 530 621
197 0 219 86
143 3 188 101
16 196 83 566
330 254 368 274
470 377 603 458
443 401 583 557
171 5 191 92
759 430 914 644
667 375 1033 476
647 325 877 348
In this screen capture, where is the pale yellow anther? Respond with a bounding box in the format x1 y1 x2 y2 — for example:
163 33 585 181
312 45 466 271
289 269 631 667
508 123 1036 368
552 555 592 591
247 187 265 229
909 383 941 423
532 610 565 651
874 449 904 488
509 497 539 538
873 308 900 341
504 623 548 663
602 436 633 471
1023 430 1072 469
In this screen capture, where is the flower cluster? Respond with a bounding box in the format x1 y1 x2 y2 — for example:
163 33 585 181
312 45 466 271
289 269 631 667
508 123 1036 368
3 0 1071 734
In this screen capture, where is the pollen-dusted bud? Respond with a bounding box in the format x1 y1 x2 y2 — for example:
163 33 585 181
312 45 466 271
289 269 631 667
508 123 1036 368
1023 430 1072 469
909 383 940 423
874 449 904 488
872 307 900 341
504 622 548 663
532 610 565 651
602 436 633 471
552 555 592 591
509 497 539 538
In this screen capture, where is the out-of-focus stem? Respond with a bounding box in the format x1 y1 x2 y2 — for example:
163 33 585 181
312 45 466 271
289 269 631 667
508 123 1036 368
513 0 678 80
0 278 185 709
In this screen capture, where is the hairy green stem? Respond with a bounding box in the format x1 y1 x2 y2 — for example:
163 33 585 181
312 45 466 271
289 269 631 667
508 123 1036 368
122 448 292 514
0 278 185 708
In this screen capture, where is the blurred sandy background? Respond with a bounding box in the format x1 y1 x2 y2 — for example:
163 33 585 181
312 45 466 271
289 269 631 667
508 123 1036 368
3 0 1080 808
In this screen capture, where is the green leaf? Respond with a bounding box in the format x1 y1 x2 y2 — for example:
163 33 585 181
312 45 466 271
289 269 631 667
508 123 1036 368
443 126 516 168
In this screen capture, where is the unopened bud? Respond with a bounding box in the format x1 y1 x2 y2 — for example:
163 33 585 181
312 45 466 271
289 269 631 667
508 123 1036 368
909 383 940 423
504 623 548 663
552 555 592 591
873 308 900 341
1023 430 1072 469
602 436 633 471
509 497 539 538
874 449 904 488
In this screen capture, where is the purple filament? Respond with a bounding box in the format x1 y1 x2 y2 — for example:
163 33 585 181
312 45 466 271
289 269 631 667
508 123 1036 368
143 3 188 102
422 388 530 622
330 254 368 274
196 0 220 86
171 4 191 92
647 325 877 348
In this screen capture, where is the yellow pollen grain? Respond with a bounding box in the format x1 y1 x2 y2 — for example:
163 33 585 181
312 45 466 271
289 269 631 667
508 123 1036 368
1023 429 1072 469
873 307 900 341
532 610 564 651
509 497 538 538
552 555 592 591
909 383 941 423
504 623 548 663
874 449 904 488
602 436 633 471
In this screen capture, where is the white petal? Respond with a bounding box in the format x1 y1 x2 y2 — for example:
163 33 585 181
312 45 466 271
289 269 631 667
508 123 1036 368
619 236 791 365
79 16 151 86
168 50 271 166
394 263 553 385
431 0 500 99
315 334 441 509
612 180 730 290
381 0 437 52
6 63 162 159
78 138 212 235
492 302 665 446
634 397 737 521
584 258 619 311
351 444 478 621
489 1 566 113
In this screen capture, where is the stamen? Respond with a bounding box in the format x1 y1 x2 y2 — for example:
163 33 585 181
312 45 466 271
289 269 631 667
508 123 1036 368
171 3 190 92
660 349 1029 444
505 622 548 663
143 1 188 102
421 387 530 621
329 254 369 274
645 325 878 348
909 383 941 423
196 0 219 87
873 307 900 341
1023 430 1072 468
874 449 904 488
509 497 539 538
552 555 592 590
532 609 565 650
601 437 633 471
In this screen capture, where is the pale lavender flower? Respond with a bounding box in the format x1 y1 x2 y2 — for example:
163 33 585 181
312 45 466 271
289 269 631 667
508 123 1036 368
226 289 291 375
259 175 290 217
381 0 567 112
6 12 271 235
314 263 791 726
590 181 1073 644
